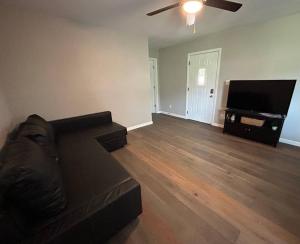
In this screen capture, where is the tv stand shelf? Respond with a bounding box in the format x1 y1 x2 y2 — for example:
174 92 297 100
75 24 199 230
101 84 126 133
223 109 285 147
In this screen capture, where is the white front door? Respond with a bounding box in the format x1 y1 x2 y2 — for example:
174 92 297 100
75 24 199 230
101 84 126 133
149 58 158 113
187 50 220 124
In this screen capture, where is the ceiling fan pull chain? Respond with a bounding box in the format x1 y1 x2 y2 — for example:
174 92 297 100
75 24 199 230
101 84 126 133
193 23 196 34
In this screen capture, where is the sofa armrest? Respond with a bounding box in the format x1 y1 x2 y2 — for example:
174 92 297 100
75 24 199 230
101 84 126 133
50 111 113 134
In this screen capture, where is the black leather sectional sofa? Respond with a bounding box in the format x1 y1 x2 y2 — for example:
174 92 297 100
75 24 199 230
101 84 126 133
0 111 142 244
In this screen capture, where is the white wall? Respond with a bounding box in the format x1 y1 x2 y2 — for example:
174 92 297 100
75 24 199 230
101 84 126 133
0 5 152 129
159 13 300 144
0 86 12 146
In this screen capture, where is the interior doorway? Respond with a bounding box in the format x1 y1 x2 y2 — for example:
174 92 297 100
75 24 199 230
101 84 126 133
149 58 159 113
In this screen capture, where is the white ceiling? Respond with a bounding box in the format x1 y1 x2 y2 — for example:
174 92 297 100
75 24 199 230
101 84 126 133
1 0 300 49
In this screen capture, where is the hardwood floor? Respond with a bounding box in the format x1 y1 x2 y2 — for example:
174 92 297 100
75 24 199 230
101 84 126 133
109 114 300 244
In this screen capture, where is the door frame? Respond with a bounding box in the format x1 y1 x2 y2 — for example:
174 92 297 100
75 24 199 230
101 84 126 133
186 48 222 124
149 57 159 113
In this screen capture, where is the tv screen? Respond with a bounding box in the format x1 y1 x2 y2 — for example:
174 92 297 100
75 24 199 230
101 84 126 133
227 80 296 115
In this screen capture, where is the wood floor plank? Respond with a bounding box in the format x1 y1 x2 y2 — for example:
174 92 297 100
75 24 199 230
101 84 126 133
109 114 300 244
113 149 240 244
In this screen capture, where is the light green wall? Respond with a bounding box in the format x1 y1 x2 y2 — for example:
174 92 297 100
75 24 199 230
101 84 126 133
159 13 300 143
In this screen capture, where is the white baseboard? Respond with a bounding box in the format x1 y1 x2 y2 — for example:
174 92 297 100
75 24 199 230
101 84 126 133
279 138 300 147
212 122 224 128
158 111 186 119
127 121 153 131
158 112 225 128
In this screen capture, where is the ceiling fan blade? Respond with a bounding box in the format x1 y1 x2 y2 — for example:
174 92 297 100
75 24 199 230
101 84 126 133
147 3 181 16
204 0 242 12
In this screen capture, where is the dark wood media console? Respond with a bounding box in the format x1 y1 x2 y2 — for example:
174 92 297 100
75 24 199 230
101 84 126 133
223 109 285 147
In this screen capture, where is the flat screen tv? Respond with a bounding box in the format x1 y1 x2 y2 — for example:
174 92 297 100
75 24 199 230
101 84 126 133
227 80 296 115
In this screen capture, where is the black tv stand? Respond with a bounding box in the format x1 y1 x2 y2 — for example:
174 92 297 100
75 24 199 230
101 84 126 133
223 109 285 147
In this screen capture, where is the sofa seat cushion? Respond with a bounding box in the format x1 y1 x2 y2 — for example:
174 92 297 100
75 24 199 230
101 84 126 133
0 138 66 220
72 122 127 152
25 132 142 243
55 131 130 207
27 178 141 244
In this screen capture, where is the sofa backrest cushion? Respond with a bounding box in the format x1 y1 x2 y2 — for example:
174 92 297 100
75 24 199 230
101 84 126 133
26 114 55 142
17 122 59 162
51 111 113 134
0 137 66 220
6 125 20 143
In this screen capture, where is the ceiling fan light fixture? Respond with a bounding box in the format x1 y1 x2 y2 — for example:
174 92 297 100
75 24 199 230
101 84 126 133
183 0 203 14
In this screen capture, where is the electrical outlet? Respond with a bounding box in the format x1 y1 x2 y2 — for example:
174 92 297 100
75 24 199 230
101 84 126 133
169 104 172 110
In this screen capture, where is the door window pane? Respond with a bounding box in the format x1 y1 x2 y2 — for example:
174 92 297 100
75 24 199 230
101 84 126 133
197 68 206 86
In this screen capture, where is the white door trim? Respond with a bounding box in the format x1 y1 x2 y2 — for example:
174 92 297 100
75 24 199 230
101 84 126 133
186 48 222 125
149 58 159 113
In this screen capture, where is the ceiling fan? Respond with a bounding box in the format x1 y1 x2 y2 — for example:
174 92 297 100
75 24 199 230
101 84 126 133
147 0 242 31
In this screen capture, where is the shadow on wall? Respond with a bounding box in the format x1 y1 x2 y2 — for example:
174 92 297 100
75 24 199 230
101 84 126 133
0 125 12 147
